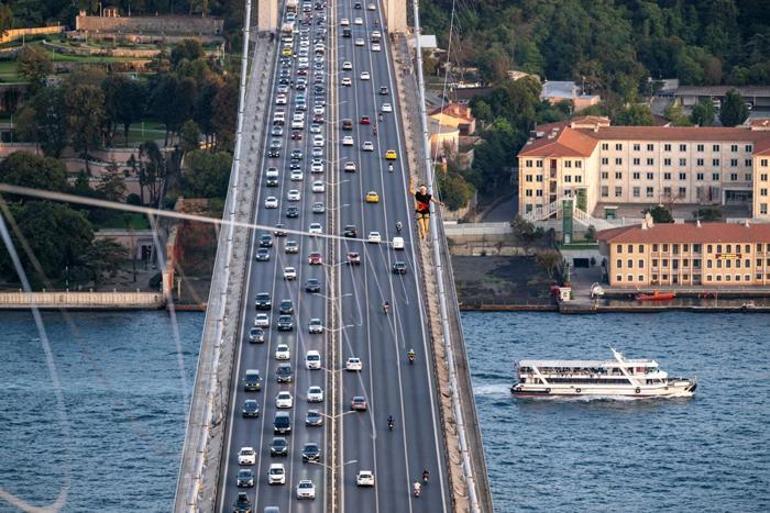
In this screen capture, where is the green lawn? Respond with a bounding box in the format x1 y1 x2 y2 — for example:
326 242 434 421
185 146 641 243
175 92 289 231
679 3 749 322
110 121 167 147
0 60 21 82
94 212 151 230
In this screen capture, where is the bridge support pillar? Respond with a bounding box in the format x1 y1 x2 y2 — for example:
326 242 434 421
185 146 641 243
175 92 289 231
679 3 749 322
257 0 278 32
385 0 407 33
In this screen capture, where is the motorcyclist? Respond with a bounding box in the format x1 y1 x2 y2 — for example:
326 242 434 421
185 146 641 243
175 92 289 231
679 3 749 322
383 300 390 314
422 469 430 483
408 348 416 363
378 112 383 122
373 126 377 136
388 163 394 172
387 415 394 431
395 221 402 233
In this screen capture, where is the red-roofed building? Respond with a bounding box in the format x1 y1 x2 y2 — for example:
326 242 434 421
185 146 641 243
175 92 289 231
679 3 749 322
597 219 770 288
517 117 770 220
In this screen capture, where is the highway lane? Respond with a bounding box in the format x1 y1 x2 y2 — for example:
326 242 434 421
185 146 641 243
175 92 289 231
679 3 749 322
334 1 451 512
218 4 331 512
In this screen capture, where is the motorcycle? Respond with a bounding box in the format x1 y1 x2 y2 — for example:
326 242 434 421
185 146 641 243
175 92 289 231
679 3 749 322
408 351 416 364
413 481 422 497
387 418 394 431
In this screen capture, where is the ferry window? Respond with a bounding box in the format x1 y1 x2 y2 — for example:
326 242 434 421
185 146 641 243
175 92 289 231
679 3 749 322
693 244 702 253
745 244 750 253
627 259 633 268
627 244 633 253
616 259 622 268
638 245 644 252
652 244 658 251
663 244 669 251
638 259 644 268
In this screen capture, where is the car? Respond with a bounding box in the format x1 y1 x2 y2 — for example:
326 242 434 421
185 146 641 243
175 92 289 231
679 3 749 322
277 315 294 331
286 206 301 219
360 115 371 125
343 224 358 237
367 2 376 9
312 201 325 214
307 252 322 265
306 409 323 426
254 314 269 327
283 266 297 280
392 261 407 274
285 240 299 254
238 446 256 465
342 60 352 70
243 369 262 391
313 134 325 147
368 231 382 243
248 327 265 343
371 42 381 52
267 148 280 158
354 16 363 25
290 169 304 181
311 160 324 173
256 248 270 261
342 135 354 146
355 38 365 46
381 102 393 113
365 191 380 203
360 71 370 80
242 399 260 417
392 236 405 250
296 479 316 500
233 492 252 513
254 292 272 310
347 251 361 265
340 17 350 26
312 146 324 157
287 189 301 201
305 278 321 293
357 470 375 486
308 223 323 234
276 363 293 383
346 357 363 371
341 76 352 86
344 161 357 173
351 395 368 411
270 436 288 456
237 468 255 488
275 391 293 409
282 47 293 57
279 299 294 315
259 234 274 248
306 385 324 403
302 442 321 463
312 180 325 193
362 141 374 151
275 343 291 360
273 223 288 237
379 85 389 95
268 463 286 485
275 93 287 105
310 123 322 134
271 125 284 136
308 318 324 334
305 349 321 369
384 149 398 160
291 130 303 140
371 30 382 40
290 149 304 161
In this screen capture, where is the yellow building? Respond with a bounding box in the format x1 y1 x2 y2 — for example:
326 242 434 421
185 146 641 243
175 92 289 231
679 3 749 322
597 220 770 288
517 116 770 220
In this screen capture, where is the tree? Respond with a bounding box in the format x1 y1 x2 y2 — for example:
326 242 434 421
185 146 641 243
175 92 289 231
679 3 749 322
16 46 52 91
510 215 544 248
693 205 723 221
663 103 692 126
536 249 562 280
179 119 202 155
212 75 238 150
83 238 127 286
66 84 105 166
138 141 168 206
642 205 674 223
437 170 474 211
171 39 205 68
102 75 146 146
584 225 597 242
13 87 68 157
720 89 749 127
615 104 655 126
0 151 68 199
0 4 13 33
183 150 232 198
690 99 716 126
96 169 127 202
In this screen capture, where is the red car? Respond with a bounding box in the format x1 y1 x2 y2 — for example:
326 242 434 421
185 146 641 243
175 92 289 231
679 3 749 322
351 396 368 411
292 131 303 140
308 252 323 265
360 116 371 125
347 251 361 265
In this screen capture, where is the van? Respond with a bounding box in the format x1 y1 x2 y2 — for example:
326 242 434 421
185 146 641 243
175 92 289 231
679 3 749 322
243 369 262 391
392 236 404 250
264 507 280 513
274 412 292 434
341 118 353 130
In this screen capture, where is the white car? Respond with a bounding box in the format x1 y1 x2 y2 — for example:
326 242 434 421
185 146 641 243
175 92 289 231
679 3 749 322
275 391 293 409
342 135 354 146
346 357 363 371
307 385 324 402
381 102 393 113
313 134 325 147
354 16 363 25
238 446 256 465
290 170 304 181
311 161 324 173
309 223 323 234
308 318 324 333
355 38 365 47
287 189 301 202
371 43 381 52
342 60 352 70
275 343 291 360
360 71 370 80
356 470 375 487
341 76 352 86
283 266 297 280
254 314 269 327
264 196 278 209
392 236 404 250
362 141 374 151
367 231 382 243
344 161 357 172
269 463 286 485
367 3 376 9
340 17 350 26
296 479 316 500
305 349 321 369
312 180 326 193
275 94 287 105
313 105 325 116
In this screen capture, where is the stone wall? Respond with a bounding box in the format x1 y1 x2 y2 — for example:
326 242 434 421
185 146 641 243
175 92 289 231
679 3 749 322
0 25 64 44
75 14 223 36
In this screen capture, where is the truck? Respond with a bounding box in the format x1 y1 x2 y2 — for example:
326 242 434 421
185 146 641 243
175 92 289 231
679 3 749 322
281 21 295 35
287 0 299 13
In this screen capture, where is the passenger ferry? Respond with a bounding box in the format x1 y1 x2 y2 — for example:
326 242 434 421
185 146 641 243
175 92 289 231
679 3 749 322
511 348 697 398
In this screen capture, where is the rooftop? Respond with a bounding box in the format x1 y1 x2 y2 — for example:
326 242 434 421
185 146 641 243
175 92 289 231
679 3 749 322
428 102 474 123
597 222 770 244
674 85 770 98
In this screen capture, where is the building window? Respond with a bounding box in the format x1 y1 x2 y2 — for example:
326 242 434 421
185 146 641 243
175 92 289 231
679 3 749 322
707 260 712 269
627 274 633 282
565 160 572 168
536 190 543 197
716 275 722 282
526 160 533 167
633 144 640 151
696 144 704 152
565 175 572 183
683 258 689 267
647 144 654 151
615 171 623 179
602 157 609 165
731 159 738 167
602 143 609 150
746 174 752 181
717 244 722 253
646 186 654 198
745 159 753 167
616 259 622 268
616 275 622 282
679 158 686 166
638 259 644 268
693 244 701 253
664 144 671 151
537 175 543 182
615 187 622 197
575 175 582 183
632 186 640 198
652 258 659 267
746 145 753 152
633 158 640 165
615 158 623 165
601 186 609 197
712 173 720 181
707 245 713 253
761 204 768 215
525 190 533 197
761 189 767 197
663 186 672 197
713 159 720 166
663 259 669 267
731 144 738 152
576 161 582 168
730 173 738 181
627 259 633 268
663 244 669 252
664 158 672 166
647 172 654 180
713 144 720 152
696 173 704 180
628 245 634 253
683 244 689 252
615 143 623 151
638 245 644 253
616 245 622 254
536 160 543 167
697 158 704 166
646 158 654 165
679 144 687 152
745 274 751 282
601 171 609 180
746 244 752 253
653 244 659 252
679 187 687 197
694 259 701 268
679 172 687 180
633 172 641 180
762 159 768 167
664 172 672 180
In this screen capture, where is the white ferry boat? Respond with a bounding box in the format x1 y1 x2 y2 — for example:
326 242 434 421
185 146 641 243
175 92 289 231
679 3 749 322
511 348 697 398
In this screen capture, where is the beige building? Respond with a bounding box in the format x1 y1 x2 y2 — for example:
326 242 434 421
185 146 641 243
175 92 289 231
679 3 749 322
517 116 770 220
598 221 770 288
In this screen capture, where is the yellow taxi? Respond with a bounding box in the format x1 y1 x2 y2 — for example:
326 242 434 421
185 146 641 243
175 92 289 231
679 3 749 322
365 191 380 203
384 149 398 160
281 47 293 57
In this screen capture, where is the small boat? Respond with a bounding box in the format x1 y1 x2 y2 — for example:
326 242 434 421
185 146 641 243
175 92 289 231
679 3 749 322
511 348 696 398
636 290 676 301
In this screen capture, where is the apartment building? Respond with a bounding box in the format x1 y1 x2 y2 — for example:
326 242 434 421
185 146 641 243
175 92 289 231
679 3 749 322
597 220 770 288
518 116 770 220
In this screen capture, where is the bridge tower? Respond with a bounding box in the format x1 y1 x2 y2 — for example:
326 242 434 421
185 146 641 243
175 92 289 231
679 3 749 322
257 0 278 32
385 0 407 33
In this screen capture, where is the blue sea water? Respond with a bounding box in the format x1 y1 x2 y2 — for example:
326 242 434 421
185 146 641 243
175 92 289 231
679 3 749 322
0 311 202 513
462 312 770 513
